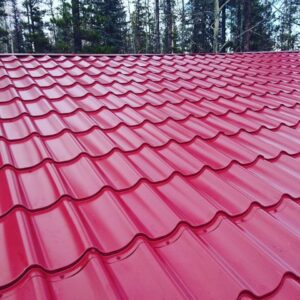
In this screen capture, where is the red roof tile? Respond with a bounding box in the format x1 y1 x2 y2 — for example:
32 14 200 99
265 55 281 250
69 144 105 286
0 52 300 299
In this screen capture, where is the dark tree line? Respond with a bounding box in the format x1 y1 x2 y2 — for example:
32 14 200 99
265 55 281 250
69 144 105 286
0 0 299 53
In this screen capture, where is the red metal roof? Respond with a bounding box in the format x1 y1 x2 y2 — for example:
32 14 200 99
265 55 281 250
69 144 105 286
0 52 300 299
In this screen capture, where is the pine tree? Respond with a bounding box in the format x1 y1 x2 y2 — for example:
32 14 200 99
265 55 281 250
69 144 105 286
46 0 57 46
277 0 299 50
80 0 128 53
101 0 127 53
154 0 160 53
71 0 81 52
188 0 213 52
172 13 180 52
11 0 25 52
179 0 187 52
22 0 50 52
144 0 156 53
0 0 9 51
243 0 251 51
213 0 220 53
0 0 298 54
53 0 73 52
220 0 226 51
163 0 173 53
132 0 147 52
79 0 100 52
227 0 275 52
211 0 233 53
227 0 242 51
249 0 275 51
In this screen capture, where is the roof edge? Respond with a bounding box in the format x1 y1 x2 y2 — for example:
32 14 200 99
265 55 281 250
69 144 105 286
0 50 299 57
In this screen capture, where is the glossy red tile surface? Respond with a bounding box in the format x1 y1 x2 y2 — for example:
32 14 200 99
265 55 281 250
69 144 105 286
0 52 300 299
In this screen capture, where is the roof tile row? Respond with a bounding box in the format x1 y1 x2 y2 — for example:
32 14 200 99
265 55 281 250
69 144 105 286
2 198 300 299
1 52 300 299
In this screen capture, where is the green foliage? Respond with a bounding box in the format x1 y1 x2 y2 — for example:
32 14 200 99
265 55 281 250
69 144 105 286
0 0 9 50
276 0 300 50
0 0 299 54
75 0 128 53
11 0 25 52
249 0 275 51
187 0 214 52
226 0 275 52
52 0 73 52
101 0 128 53
22 0 51 52
131 0 147 52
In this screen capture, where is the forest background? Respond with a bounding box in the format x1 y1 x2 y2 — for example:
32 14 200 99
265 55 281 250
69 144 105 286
0 0 299 54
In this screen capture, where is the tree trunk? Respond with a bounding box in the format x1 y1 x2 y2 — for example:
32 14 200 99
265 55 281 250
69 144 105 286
48 0 57 45
220 0 226 51
243 0 251 52
11 0 24 52
165 0 172 53
181 0 185 52
287 0 292 49
154 0 160 53
3 13 10 52
145 0 149 52
237 0 242 51
134 0 141 52
213 0 220 53
24 0 33 52
71 0 81 52
28 0 34 37
127 0 136 53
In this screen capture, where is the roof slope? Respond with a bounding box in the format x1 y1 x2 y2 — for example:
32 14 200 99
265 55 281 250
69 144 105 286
0 52 300 299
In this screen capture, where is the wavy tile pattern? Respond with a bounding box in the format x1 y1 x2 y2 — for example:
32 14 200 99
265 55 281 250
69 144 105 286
1 52 300 299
